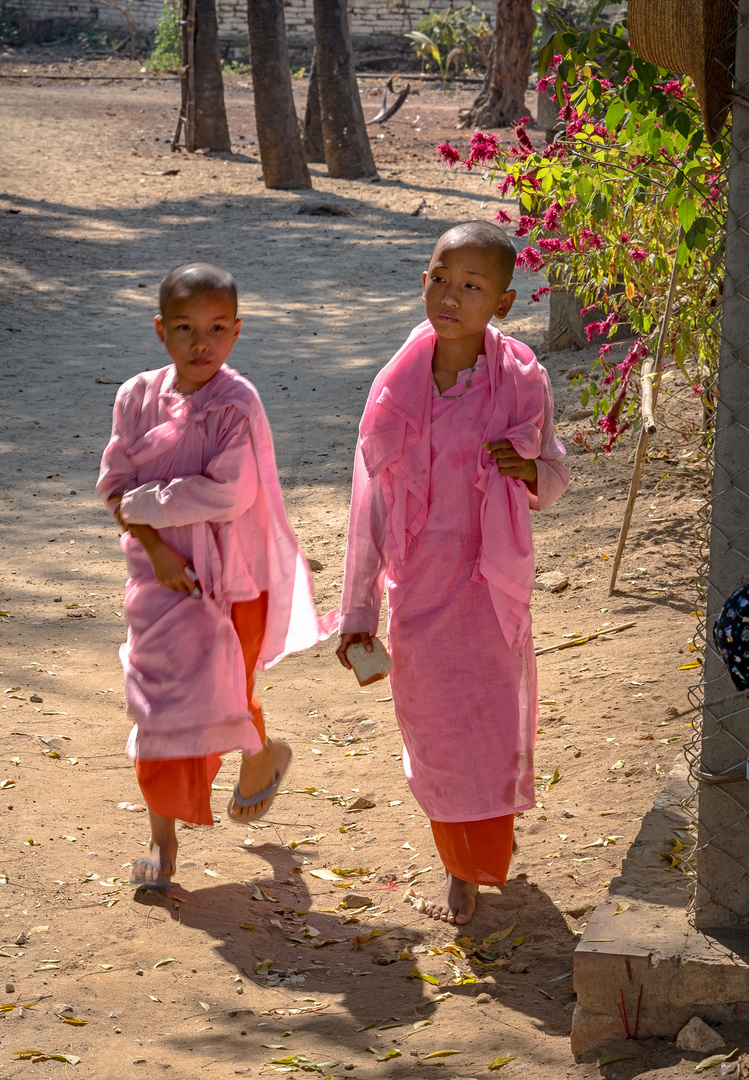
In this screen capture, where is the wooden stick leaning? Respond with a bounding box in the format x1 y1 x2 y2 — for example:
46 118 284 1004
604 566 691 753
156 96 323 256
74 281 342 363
608 232 683 596
533 620 635 657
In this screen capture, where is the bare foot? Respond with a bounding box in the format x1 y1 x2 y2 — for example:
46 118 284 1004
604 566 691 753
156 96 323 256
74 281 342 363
424 873 479 925
227 738 292 823
130 812 177 888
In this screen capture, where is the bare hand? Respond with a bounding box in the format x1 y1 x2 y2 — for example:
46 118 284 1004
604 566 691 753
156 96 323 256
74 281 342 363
144 537 196 593
336 631 374 670
483 440 538 490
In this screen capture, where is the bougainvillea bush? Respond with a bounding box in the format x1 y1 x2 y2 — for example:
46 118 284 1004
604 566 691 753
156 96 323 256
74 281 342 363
437 15 726 452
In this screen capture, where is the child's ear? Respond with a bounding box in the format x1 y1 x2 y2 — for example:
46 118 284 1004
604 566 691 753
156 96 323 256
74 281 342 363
233 317 242 343
422 270 428 302
495 289 517 321
154 314 165 342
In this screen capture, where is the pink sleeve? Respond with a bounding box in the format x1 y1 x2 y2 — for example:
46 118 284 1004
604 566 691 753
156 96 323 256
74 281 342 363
340 440 389 636
120 414 260 528
97 389 139 516
528 367 570 513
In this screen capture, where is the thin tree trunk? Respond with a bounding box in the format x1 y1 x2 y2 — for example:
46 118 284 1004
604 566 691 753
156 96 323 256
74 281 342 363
192 0 231 151
312 0 377 180
303 47 326 163
247 0 312 189
459 0 535 129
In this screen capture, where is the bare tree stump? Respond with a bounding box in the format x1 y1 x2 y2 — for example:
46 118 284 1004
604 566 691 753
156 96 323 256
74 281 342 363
247 0 311 189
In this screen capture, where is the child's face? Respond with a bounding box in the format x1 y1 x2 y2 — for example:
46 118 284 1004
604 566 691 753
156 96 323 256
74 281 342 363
422 240 516 344
155 290 241 395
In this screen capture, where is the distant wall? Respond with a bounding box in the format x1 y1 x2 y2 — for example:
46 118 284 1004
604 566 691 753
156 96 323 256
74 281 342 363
17 0 495 47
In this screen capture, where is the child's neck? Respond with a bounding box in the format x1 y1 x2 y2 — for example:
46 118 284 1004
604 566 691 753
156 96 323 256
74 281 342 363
432 331 487 376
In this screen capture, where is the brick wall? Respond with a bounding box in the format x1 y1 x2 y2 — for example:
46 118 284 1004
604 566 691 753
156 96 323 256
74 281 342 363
17 0 495 44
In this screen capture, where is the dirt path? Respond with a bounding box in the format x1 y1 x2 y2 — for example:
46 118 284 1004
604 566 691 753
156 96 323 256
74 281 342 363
0 50 714 1080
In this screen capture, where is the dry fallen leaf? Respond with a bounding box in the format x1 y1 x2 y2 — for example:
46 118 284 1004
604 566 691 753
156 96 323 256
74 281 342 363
153 956 178 969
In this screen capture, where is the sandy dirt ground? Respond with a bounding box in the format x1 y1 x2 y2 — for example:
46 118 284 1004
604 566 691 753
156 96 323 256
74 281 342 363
0 44 727 1080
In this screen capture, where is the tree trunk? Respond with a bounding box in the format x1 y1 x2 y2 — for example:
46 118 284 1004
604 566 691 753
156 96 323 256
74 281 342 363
303 48 326 163
459 0 536 129
192 0 231 151
312 0 377 180
247 0 311 189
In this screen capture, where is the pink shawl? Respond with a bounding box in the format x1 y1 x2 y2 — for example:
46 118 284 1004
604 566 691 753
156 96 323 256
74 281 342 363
359 320 560 653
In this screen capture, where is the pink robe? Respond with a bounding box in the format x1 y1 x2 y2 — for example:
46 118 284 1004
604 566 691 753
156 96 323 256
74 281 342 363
98 364 337 762
340 322 569 822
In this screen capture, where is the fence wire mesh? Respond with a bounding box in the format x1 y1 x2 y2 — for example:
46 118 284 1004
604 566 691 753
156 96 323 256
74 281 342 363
680 0 749 927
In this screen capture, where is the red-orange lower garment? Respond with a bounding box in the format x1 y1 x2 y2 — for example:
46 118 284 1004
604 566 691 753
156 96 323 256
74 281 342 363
430 814 515 887
135 593 268 826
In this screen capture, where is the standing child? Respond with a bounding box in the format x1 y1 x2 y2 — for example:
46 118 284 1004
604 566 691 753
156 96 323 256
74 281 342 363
98 262 336 889
337 221 569 924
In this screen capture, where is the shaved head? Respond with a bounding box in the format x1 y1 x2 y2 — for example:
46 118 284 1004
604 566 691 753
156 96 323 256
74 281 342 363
159 262 238 317
435 220 516 287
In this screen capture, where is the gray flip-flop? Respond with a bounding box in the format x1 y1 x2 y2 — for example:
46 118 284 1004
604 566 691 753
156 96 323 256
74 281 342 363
227 743 292 823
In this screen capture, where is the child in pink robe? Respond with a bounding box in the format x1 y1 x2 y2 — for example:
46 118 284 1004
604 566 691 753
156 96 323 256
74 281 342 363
98 262 336 889
337 222 569 924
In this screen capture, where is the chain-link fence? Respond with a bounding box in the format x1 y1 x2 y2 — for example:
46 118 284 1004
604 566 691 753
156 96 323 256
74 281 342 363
679 0 749 928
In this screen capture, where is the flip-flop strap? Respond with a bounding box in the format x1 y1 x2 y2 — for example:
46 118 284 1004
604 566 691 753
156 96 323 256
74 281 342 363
232 770 280 809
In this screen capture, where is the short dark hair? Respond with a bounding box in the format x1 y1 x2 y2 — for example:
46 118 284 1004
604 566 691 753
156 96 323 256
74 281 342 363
436 220 516 285
159 262 238 316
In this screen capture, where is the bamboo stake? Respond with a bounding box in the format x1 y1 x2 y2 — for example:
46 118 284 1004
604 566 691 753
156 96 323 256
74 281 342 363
608 236 683 596
533 620 635 657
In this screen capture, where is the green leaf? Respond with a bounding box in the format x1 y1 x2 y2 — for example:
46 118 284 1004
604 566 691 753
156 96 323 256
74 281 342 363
605 100 626 130
678 198 697 232
538 40 555 76
590 192 608 222
695 1049 738 1071
597 1053 636 1066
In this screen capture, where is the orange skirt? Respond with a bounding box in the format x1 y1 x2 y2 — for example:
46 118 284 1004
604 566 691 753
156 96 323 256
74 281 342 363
430 814 515 886
135 594 268 826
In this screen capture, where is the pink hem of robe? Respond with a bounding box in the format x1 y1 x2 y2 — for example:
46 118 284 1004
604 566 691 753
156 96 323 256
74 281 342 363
340 322 569 822
98 364 338 762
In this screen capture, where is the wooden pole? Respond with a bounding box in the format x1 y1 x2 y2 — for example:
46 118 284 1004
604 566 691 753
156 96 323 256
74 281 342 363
607 239 682 596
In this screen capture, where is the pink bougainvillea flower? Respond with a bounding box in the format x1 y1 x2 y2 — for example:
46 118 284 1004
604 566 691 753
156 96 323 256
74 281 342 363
663 79 685 99
511 116 535 156
542 202 563 230
619 233 630 243
464 130 500 169
436 141 461 167
531 285 552 302
515 246 545 272
579 227 604 250
585 321 603 342
498 174 516 196
495 209 512 225
693 383 704 396
514 214 539 237
630 248 648 263
599 343 614 356
537 237 563 252
617 339 649 379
